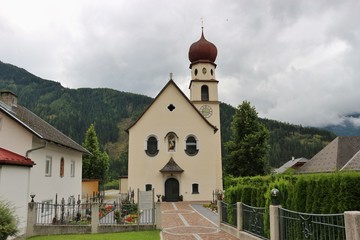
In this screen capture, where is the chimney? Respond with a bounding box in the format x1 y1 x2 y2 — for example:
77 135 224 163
0 91 18 107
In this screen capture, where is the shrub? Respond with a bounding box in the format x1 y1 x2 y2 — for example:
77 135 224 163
0 200 18 240
104 179 119 190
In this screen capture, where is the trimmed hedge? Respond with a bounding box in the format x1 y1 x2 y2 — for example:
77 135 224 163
224 172 360 237
225 172 360 213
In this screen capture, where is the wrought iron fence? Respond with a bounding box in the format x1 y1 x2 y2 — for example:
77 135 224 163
220 202 237 228
279 207 345 240
35 201 91 225
221 201 229 224
99 202 146 225
242 203 267 239
35 199 144 225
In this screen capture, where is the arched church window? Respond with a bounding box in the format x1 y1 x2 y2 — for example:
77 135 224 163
185 135 199 156
201 85 209 101
192 183 199 194
145 136 159 157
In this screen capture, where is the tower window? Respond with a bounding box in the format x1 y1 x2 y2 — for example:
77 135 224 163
185 135 198 156
145 136 159 157
210 69 214 76
201 85 209 101
194 69 198 76
192 184 199 194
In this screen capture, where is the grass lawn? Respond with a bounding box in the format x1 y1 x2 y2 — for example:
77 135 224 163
28 230 160 240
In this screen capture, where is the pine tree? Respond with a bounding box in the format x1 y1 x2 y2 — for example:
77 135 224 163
224 101 270 177
82 124 110 183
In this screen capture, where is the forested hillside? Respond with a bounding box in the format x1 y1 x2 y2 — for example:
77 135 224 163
0 61 336 178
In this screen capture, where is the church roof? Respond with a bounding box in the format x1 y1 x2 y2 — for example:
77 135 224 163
0 147 35 167
126 79 218 133
297 136 360 173
0 100 89 154
159 157 184 173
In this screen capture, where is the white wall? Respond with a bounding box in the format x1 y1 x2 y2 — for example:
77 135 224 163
0 165 31 235
28 142 83 204
0 112 33 155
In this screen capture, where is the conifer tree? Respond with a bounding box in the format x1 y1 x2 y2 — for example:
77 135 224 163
82 124 110 183
224 101 270 177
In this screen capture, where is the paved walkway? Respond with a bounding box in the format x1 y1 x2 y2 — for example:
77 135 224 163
160 202 238 240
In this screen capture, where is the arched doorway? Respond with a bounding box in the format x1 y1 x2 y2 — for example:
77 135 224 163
165 178 179 202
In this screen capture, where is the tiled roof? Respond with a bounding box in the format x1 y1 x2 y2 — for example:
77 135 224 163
0 101 89 154
0 147 35 167
341 150 360 171
297 136 360 173
160 157 184 173
274 157 308 174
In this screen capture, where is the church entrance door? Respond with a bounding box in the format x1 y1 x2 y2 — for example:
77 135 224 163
165 178 179 202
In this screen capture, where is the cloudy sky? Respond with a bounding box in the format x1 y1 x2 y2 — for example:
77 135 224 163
1 0 359 128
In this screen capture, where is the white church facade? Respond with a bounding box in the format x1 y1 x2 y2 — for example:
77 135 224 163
127 30 223 201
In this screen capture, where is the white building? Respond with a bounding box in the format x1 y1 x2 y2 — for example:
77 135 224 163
0 91 89 235
127 30 223 202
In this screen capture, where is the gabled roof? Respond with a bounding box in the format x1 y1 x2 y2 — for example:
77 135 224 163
297 136 360 173
0 101 89 154
341 150 360 171
126 79 218 133
0 147 35 167
274 157 308 174
160 157 184 173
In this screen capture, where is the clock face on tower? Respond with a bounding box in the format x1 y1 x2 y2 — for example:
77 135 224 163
199 105 213 118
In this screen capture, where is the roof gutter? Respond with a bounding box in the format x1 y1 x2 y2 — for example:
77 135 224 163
26 140 47 158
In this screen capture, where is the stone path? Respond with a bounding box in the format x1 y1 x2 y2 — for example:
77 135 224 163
160 202 238 240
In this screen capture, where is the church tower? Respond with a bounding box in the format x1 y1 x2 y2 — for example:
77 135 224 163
188 28 220 129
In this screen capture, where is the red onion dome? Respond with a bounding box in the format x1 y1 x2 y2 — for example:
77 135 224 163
188 30 217 64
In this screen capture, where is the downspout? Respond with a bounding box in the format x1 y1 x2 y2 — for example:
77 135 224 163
26 140 47 158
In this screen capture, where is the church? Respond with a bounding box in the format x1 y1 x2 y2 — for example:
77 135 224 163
126 29 223 202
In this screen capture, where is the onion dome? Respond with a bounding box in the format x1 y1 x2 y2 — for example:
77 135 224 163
188 29 218 64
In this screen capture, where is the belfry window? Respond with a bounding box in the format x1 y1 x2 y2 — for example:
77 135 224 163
185 135 198 156
201 85 209 101
145 136 159 157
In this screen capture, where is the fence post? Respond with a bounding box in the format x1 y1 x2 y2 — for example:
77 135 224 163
237 202 243 231
155 202 162 229
344 211 360 240
270 205 281 240
217 200 222 227
91 202 99 234
25 202 37 239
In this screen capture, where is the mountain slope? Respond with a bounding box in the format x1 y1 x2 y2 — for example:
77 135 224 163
0 60 336 176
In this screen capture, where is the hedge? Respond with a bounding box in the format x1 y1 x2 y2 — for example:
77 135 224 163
225 172 360 213
224 172 360 237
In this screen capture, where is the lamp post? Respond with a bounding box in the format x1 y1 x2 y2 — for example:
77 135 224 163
270 188 280 205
